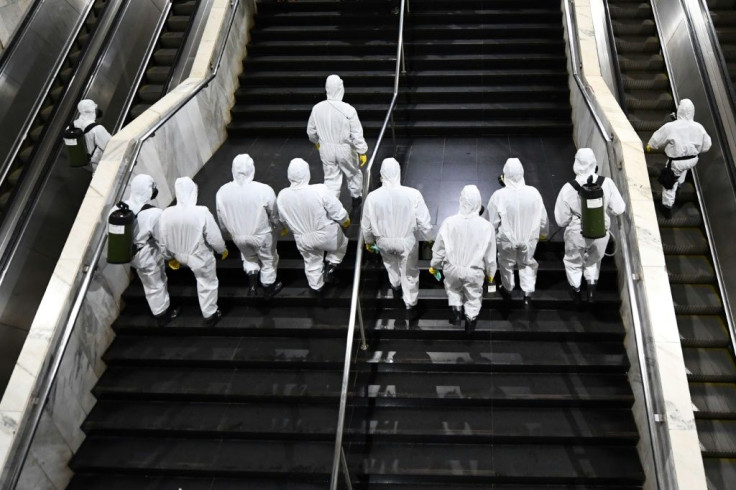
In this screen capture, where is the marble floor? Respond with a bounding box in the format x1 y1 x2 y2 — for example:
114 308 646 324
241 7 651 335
194 136 578 239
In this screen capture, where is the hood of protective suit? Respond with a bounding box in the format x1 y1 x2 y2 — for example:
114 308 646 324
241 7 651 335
288 158 311 188
232 154 255 186
380 158 401 188
175 177 198 208
503 158 525 189
459 185 482 217
573 148 597 178
77 99 97 117
677 99 695 121
127 174 155 213
325 74 344 101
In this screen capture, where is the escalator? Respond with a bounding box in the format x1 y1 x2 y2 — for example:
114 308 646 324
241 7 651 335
607 1 736 487
126 0 200 122
706 0 736 87
0 0 109 215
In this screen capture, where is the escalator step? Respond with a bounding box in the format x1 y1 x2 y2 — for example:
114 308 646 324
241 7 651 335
69 475 328 490
153 48 177 65
138 85 165 103
697 419 736 456
621 72 669 90
657 201 703 227
665 255 715 284
678 314 730 347
59 67 73 84
609 3 652 20
670 283 723 315
167 15 191 32
616 53 665 71
48 85 64 103
659 227 708 255
172 0 197 16
28 124 45 142
128 104 151 120
703 457 736 490
611 18 656 36
160 31 185 49
6 167 23 186
615 37 660 54
690 382 736 416
38 105 54 123
650 179 696 203
17 146 33 164
684 347 736 381
145 66 170 84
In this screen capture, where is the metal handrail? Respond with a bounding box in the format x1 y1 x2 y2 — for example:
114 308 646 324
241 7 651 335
602 0 628 105
329 1 407 488
564 1 673 488
0 1 241 487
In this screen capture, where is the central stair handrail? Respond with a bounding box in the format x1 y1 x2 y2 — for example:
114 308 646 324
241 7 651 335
564 2 674 488
330 1 408 488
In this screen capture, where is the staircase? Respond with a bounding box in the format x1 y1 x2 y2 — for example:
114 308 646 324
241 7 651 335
126 0 201 122
608 1 736 487
229 0 572 137
706 0 736 88
67 241 356 488
340 242 644 488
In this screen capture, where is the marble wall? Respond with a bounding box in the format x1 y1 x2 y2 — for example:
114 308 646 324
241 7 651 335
0 0 255 487
565 1 707 489
0 0 32 53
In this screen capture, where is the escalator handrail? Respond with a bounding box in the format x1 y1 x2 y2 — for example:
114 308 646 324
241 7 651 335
0 1 241 487
163 0 204 95
602 0 628 105
564 2 674 489
116 1 175 131
329 1 407 488
660 0 736 381
0 0 100 190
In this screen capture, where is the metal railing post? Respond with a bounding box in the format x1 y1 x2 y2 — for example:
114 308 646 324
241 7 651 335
357 299 367 351
340 447 354 490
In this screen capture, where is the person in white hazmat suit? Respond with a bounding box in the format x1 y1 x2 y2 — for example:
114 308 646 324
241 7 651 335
307 74 369 209
156 177 229 326
120 174 180 326
647 98 711 219
488 158 548 306
554 149 625 303
277 158 351 294
362 158 434 317
216 154 283 300
73 99 111 173
430 185 497 334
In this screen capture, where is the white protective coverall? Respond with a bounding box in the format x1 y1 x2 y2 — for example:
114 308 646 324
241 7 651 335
488 158 549 295
648 99 712 208
157 177 226 318
216 154 279 286
307 75 368 199
362 158 434 308
277 158 349 290
73 99 111 172
121 174 170 316
431 185 497 320
554 149 626 288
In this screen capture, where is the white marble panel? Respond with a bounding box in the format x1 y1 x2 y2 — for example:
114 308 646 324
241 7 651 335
0 358 36 414
0 410 21 455
668 429 708 489
27 411 73 489
16 452 55 490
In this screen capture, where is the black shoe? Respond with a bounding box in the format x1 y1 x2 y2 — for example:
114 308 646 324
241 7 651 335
523 294 532 309
406 305 418 321
247 272 259 297
660 203 673 219
204 309 222 327
464 316 477 335
569 286 582 305
391 284 403 300
450 306 463 326
498 284 512 301
587 283 597 303
351 196 362 210
155 305 181 327
323 263 339 285
263 280 283 300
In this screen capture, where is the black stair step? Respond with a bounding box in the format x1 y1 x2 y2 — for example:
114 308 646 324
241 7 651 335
690 382 736 417
666 255 715 284
703 458 736 490
660 227 709 255
68 475 328 489
71 437 334 477
346 442 643 485
670 283 723 315
696 419 736 457
678 314 731 347
684 347 736 382
145 66 171 83
656 201 702 227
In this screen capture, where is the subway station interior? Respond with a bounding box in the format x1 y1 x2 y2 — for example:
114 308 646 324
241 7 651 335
0 0 736 488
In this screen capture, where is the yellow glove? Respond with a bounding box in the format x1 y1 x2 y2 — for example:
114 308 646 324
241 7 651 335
342 217 351 228
429 267 442 281
487 275 494 283
646 144 652 153
429 267 437 276
315 143 320 150
539 234 548 241
168 259 180 270
359 154 367 167
220 249 229 260
366 243 377 253
280 227 289 237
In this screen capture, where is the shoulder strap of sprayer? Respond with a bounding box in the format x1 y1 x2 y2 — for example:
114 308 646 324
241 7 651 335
569 176 605 192
136 204 154 217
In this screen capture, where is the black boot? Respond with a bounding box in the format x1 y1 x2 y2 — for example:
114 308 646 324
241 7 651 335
569 285 582 305
405 304 418 321
323 263 339 285
464 316 477 335
155 305 181 327
450 306 463 326
391 284 403 301
351 196 362 212
587 282 597 303
498 284 512 301
204 309 222 327
660 203 673 219
247 272 259 297
263 280 283 300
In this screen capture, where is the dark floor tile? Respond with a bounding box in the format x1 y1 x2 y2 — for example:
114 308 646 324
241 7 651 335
443 138 477 165
404 160 442 183
436 180 470 202
441 161 477 181
508 136 545 163
477 137 510 164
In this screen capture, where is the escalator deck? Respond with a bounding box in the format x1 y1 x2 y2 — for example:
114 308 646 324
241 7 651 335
609 0 736 487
